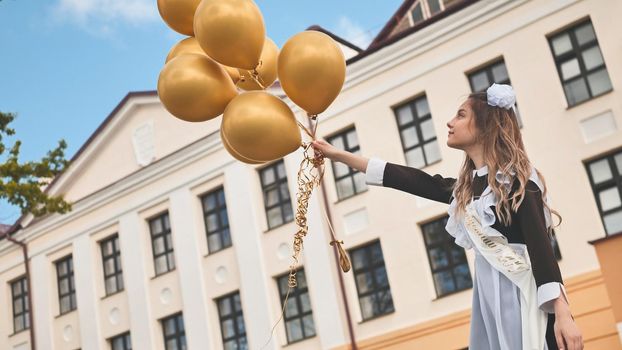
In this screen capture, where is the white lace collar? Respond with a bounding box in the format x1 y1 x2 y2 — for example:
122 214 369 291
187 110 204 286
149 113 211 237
471 165 515 185
472 165 489 178
447 166 553 250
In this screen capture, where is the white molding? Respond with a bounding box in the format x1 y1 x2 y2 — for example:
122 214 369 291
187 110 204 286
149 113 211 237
0 131 231 258
31 254 54 348
119 211 156 349
169 188 214 349
18 95 161 229
225 163 276 349
50 95 161 197
73 234 105 349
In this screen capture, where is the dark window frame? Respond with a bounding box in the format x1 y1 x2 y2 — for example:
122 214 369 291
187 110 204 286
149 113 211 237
100 234 124 295
349 240 395 321
216 291 248 350
276 269 316 344
327 127 367 200
393 94 442 169
421 216 473 297
11 276 29 333
200 187 232 254
260 160 293 230
584 149 622 236
149 212 175 276
110 331 132 350
412 0 461 25
411 1 424 24
161 313 186 350
547 18 612 107
56 255 77 315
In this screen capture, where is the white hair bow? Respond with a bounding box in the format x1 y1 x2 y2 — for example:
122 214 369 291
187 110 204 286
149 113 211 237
486 83 516 111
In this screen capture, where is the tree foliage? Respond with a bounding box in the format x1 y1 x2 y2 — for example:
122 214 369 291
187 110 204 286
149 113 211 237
0 111 71 218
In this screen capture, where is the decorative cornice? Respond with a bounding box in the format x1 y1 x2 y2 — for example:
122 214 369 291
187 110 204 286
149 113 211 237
0 130 232 256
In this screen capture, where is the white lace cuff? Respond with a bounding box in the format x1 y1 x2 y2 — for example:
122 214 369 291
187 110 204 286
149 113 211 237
537 282 568 314
365 158 387 186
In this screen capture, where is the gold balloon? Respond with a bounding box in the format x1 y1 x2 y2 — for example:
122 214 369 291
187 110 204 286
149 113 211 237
220 128 263 164
223 66 241 85
166 37 241 84
158 54 238 122
222 91 301 163
278 31 346 115
194 0 265 69
165 37 205 63
157 0 201 36
237 38 279 91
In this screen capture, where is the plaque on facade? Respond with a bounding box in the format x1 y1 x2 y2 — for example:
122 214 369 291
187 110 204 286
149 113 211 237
132 121 156 166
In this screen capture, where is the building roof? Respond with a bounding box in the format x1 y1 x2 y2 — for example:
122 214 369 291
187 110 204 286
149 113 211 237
306 25 363 53
349 0 479 64
0 224 11 235
1 91 157 239
369 0 478 48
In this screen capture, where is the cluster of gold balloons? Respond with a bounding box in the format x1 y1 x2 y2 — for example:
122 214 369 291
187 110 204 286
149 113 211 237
157 0 346 163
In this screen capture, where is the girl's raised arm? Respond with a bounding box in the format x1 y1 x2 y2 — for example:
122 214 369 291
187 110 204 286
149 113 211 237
311 140 456 204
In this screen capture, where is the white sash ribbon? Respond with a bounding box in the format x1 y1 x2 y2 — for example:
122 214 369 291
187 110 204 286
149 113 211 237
464 203 548 350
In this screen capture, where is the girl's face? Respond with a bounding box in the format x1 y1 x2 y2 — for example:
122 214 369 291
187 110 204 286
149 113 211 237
446 100 479 150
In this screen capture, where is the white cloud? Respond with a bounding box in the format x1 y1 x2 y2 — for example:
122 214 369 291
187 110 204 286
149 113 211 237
337 16 373 49
52 0 158 27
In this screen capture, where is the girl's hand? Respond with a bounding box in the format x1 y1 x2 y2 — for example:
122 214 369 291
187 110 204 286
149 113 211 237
554 298 583 350
311 139 343 161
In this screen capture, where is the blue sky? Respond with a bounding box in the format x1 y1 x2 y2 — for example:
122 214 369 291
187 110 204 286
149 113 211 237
0 0 404 224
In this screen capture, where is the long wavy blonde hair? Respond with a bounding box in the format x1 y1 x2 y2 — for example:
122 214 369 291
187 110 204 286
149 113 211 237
452 92 561 231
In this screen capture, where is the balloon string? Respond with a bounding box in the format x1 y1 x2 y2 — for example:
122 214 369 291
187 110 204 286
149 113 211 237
260 285 292 350
251 67 267 89
238 60 267 89
261 116 351 349
296 120 313 138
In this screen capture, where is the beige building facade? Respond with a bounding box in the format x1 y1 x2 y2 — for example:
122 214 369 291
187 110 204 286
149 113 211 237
1 0 622 349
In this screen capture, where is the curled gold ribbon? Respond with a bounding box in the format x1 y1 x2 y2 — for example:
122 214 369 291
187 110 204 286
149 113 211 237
261 114 351 350
288 116 350 290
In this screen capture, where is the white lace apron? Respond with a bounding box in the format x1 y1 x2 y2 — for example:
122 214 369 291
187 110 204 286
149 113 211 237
463 202 548 350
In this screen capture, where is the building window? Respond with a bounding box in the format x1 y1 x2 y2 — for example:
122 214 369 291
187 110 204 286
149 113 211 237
394 95 442 168
585 150 622 235
216 292 248 350
11 276 29 333
56 255 76 314
467 59 523 126
350 241 394 320
427 0 442 15
411 2 424 24
100 234 123 295
548 19 612 106
110 332 132 350
327 128 367 200
421 217 473 297
149 212 175 276
161 313 186 350
260 160 293 229
411 0 461 23
276 269 316 343
201 187 232 253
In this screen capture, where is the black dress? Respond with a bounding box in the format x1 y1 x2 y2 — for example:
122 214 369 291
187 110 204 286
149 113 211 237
370 160 564 349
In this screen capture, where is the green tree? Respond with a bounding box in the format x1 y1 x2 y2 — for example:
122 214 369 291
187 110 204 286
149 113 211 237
0 111 71 218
